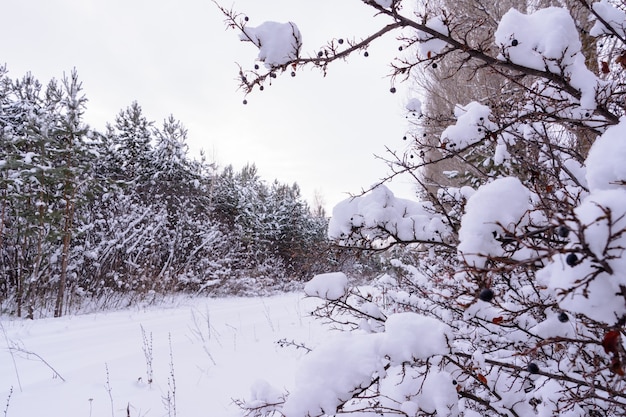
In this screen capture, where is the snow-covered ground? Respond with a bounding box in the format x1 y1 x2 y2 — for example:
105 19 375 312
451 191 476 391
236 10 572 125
0 293 324 417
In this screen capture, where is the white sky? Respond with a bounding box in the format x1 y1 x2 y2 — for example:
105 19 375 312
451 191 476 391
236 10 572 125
3 0 418 211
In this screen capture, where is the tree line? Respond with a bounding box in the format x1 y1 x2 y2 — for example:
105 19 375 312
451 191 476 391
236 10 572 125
0 66 365 318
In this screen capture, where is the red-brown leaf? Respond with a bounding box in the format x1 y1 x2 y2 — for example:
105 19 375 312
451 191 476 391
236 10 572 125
603 330 621 355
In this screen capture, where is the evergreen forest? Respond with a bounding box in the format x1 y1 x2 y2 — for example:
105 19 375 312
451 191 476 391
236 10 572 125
0 67 365 318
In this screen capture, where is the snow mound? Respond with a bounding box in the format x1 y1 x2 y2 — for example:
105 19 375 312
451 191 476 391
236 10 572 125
240 21 302 67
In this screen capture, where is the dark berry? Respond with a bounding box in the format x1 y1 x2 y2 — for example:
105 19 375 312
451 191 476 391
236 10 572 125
291 71 296 77
254 64 259 70
243 99 248 105
338 38 344 44
398 46 403 51
364 51 369 57
527 363 539 374
585 112 590 117
244 16 249 22
403 136 407 140
390 87 397 94
259 85 264 91
479 288 494 302
270 73 277 78
565 253 578 266
511 39 519 46
317 51 324 57
556 225 570 238
558 312 569 323
432 63 438 69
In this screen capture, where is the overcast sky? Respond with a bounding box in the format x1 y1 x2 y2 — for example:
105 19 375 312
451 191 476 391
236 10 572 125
3 0 417 211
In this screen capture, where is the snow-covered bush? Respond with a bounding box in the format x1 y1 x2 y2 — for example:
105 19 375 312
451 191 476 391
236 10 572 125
219 0 626 416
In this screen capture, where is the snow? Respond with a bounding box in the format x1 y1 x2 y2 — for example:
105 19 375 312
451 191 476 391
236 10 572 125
0 292 453 417
458 177 532 267
416 16 450 58
440 102 496 150
0 294 323 417
282 332 385 416
381 312 451 363
406 97 422 115
539 189 626 323
495 7 603 110
538 118 626 324
585 117 626 191
328 185 450 248
240 21 302 68
304 272 348 301
590 0 626 38
282 312 452 417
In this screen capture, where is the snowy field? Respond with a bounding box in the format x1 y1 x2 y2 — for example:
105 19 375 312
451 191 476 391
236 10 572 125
0 293 324 417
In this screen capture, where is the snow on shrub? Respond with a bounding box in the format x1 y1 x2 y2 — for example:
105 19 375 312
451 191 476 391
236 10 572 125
585 118 626 191
440 101 496 150
590 0 626 38
328 185 449 249
540 189 626 323
304 272 348 301
538 119 626 323
494 7 603 111
281 332 385 416
381 312 451 363
416 16 450 58
282 312 452 417
406 97 422 115
240 21 302 68
458 177 532 267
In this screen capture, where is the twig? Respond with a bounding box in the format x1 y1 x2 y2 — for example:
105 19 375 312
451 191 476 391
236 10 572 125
0 322 22 392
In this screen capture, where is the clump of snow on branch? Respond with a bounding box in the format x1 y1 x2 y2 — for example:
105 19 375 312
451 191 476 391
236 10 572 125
590 0 626 38
247 379 285 411
381 312 451 363
440 102 496 150
458 177 532 268
585 119 626 191
240 21 302 68
495 7 603 110
304 272 348 301
406 97 422 115
416 16 450 58
281 332 384 417
328 185 449 248
281 312 452 417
